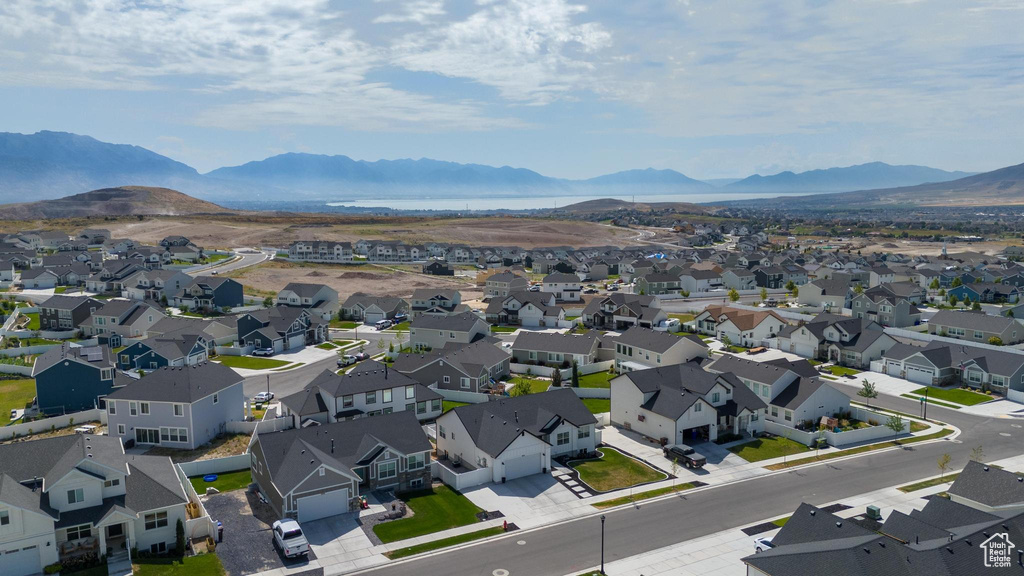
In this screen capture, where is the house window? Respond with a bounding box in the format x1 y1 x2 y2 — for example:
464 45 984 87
213 393 219 404
343 395 354 408
108 402 116 415
104 478 120 488
101 368 113 380
771 406 778 417
974 331 984 339
0 510 8 526
67 488 84 504
406 403 415 412
366 391 376 404
460 377 470 389
529 351 537 360
117 424 125 435
712 392 720 403
144 511 168 530
66 524 91 541
578 428 590 439
383 389 392 403
406 385 415 399
784 410 793 422
694 403 702 412
120 354 129 364
439 425 446 439
443 376 451 384
378 461 397 479
431 399 441 412
140 402 150 415
407 453 425 470
173 404 184 417
318 467 325 477
557 432 570 446
417 401 426 414
751 413 759 422
383 407 393 414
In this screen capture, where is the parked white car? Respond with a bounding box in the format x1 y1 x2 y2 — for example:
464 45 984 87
272 519 309 558
253 347 275 357
753 536 775 553
254 392 275 403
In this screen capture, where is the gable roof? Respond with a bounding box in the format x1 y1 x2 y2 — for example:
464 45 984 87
411 311 486 332
511 331 601 355
947 460 1024 508
106 362 242 403
615 326 705 354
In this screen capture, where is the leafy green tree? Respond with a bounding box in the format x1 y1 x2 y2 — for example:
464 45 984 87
263 296 274 308
972 300 982 311
728 289 740 302
760 287 768 301
552 368 562 387
509 380 533 397
885 414 904 442
571 360 579 387
948 294 959 306
785 280 796 292
952 277 963 288
857 380 878 408
929 278 940 290
988 336 1003 346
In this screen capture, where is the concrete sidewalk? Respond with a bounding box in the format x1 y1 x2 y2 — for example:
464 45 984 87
569 452 1024 576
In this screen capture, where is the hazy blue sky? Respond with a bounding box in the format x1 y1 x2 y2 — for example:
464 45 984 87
1 0 1021 179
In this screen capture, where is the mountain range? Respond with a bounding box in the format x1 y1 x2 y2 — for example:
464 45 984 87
0 131 988 204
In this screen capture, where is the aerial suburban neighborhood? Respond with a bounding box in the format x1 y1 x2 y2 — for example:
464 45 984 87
0 2 1019 575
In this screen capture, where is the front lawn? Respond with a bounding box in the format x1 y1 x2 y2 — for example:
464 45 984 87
582 398 610 414
316 342 338 350
728 436 812 463
0 378 35 424
333 339 354 347
54 286 68 294
897 473 960 493
577 371 614 389
189 469 252 493
490 326 518 333
910 386 992 406
386 321 410 332
825 365 861 377
668 313 695 323
133 553 225 576
592 481 698 508
23 312 40 330
385 526 504 560
373 486 483 543
214 356 290 370
443 400 469 413
570 447 665 492
330 319 359 329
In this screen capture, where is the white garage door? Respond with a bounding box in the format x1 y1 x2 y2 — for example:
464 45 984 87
296 487 350 522
364 311 385 324
288 333 305 349
885 360 902 374
905 366 935 385
502 453 542 481
790 343 815 358
2 546 40 576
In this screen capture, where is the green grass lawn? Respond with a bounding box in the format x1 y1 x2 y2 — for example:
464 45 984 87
910 421 929 433
668 313 695 323
900 393 961 409
772 516 790 527
582 398 610 414
333 339 354 347
205 253 231 264
570 447 665 492
53 286 68 294
910 386 992 406
766 428 954 471
897 473 960 493
372 486 483 543
0 378 35 425
728 436 812 463
577 371 614 388
490 326 518 333
329 319 359 329
443 400 470 413
21 338 61 346
513 377 552 394
23 312 40 330
62 564 109 576
385 526 504 559
214 356 291 370
188 469 252 493
826 365 862 377
316 342 338 350
133 553 225 576
386 321 410 332
592 481 697 508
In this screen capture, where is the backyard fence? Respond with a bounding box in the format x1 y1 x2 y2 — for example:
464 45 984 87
225 416 292 436
215 345 254 357
431 460 492 491
429 387 493 404
0 363 33 376
0 408 105 441
765 406 910 448
176 454 252 478
174 465 218 541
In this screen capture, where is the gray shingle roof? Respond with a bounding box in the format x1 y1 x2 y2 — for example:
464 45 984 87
511 331 600 355
447 389 596 458
615 326 705 354
410 311 485 332
106 362 242 403
930 309 1016 333
707 354 797 385
947 460 1024 508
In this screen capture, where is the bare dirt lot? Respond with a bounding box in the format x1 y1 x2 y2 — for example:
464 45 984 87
778 236 1012 258
226 260 483 301
98 215 640 250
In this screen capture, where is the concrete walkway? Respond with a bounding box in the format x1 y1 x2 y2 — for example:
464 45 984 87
568 452 1024 576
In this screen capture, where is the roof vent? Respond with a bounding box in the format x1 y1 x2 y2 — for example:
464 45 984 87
862 548 870 554
1018 477 1023 482
836 521 842 528
86 454 93 458
946 547 954 554
310 460 314 465
809 510 816 516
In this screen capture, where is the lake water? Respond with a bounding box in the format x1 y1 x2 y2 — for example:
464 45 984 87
325 191 807 211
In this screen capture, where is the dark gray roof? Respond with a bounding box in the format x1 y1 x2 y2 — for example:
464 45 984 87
255 411 431 495
619 362 766 419
281 283 331 298
930 309 1016 333
707 354 798 385
615 326 705 354
394 340 511 379
0 474 56 518
763 357 820 378
880 510 952 543
0 434 127 492
446 389 596 458
39 294 101 311
279 385 329 417
770 377 833 410
947 460 1024 508
543 272 580 283
33 342 114 374
511 331 600 355
411 310 485 332
771 503 875 547
309 362 418 396
106 362 242 403
124 456 188 512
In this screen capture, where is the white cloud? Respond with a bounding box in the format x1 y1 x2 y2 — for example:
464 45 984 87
374 0 446 24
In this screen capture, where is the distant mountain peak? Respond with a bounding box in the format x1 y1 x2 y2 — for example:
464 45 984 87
726 162 972 193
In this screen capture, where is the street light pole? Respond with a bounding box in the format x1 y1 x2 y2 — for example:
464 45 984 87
924 387 929 421
600 515 606 575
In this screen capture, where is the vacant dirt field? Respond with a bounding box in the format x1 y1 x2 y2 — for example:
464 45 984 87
101 215 640 250
226 260 483 301
776 235 1012 258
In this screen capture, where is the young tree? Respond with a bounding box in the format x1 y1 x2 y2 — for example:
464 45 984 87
263 296 273 308
937 453 952 481
785 280 796 293
720 334 732 348
760 287 768 301
551 368 563 388
972 300 982 311
970 444 985 462
938 288 946 297
948 294 959 306
176 519 185 553
929 278 940 290
571 360 579 388
952 277 963 288
857 380 878 408
728 288 740 302
791 286 799 298
670 457 679 491
885 414 905 442
509 380 533 397
853 283 864 295
988 336 1004 346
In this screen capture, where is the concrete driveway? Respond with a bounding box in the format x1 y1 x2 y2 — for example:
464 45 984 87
462 473 593 530
301 513 387 574
600 426 761 485
203 490 322 576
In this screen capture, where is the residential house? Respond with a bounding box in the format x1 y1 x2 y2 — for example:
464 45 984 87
610 362 766 444
435 389 597 487
541 272 582 302
511 331 603 368
581 293 667 330
287 240 354 262
0 434 189 576
408 311 490 351
278 362 443 426
692 306 787 347
276 283 340 321
679 269 722 293
32 343 132 414
753 265 786 289
394 340 511 394
947 282 1021 304
634 271 681 296
408 289 464 317
612 326 708 372
850 292 922 328
721 268 757 291
115 332 210 370
19 267 59 289
249 412 432 522
121 269 191 303
106 363 244 450
777 314 895 368
484 291 564 327
172 276 243 312
485 271 530 298
85 261 145 294
928 310 1022 344
237 306 326 352
38 295 102 331
79 299 163 343
341 294 408 325
422 261 454 276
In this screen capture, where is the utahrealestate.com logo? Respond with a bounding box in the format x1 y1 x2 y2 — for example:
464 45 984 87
981 532 1015 568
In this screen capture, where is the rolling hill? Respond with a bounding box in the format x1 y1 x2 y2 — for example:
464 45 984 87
581 168 714 191
549 197 713 215
0 186 231 220
726 162 973 193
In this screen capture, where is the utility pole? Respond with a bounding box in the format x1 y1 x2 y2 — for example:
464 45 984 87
600 515 606 575
266 374 270 397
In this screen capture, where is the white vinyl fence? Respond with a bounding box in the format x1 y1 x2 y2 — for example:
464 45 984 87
216 345 254 356
174 465 219 541
429 387 492 404
0 408 105 441
509 360 614 380
0 363 33 376
431 460 492 491
225 417 292 436
765 406 910 448
176 454 253 478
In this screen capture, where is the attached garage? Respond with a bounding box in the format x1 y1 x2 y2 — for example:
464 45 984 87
2 546 41 576
501 453 543 481
296 488 350 522
905 365 935 385
364 310 385 324
287 333 305 350
788 342 816 359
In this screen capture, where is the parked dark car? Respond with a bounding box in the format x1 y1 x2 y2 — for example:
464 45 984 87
663 444 707 469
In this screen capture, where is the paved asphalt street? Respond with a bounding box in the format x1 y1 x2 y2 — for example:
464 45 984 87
187 248 271 277
356 385 1023 576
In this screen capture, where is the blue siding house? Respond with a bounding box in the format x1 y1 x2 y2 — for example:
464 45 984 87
32 343 131 414
116 332 210 370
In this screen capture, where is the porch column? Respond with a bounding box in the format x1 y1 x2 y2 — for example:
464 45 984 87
98 526 107 558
